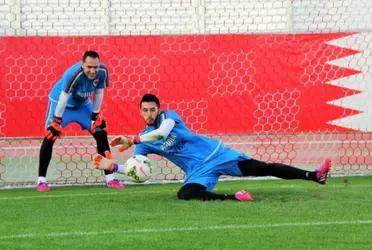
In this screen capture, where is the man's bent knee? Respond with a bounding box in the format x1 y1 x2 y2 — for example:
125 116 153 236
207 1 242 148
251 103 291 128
177 183 207 200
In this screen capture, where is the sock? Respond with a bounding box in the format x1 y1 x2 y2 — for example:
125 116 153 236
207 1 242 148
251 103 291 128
116 164 126 174
38 176 47 184
239 159 318 181
306 171 317 181
92 130 113 176
105 173 115 182
177 183 236 201
39 138 55 177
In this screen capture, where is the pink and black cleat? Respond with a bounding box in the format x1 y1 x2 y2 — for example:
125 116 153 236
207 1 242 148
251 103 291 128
106 179 125 189
235 190 254 202
316 159 332 184
36 182 50 192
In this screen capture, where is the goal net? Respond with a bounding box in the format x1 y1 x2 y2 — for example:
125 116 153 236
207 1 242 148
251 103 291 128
1 0 372 187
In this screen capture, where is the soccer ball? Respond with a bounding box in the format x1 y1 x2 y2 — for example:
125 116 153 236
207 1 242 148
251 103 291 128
125 155 153 183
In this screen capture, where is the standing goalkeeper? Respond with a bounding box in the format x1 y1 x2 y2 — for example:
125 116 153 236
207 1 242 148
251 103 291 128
37 50 123 192
94 93 331 201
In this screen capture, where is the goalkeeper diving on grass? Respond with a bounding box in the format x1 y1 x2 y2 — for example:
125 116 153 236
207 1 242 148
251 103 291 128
93 93 331 201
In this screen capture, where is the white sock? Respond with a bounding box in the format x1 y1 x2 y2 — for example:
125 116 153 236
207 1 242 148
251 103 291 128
105 173 115 182
38 176 47 184
117 164 126 174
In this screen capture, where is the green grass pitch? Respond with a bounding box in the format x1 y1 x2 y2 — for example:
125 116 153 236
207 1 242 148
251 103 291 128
0 176 371 250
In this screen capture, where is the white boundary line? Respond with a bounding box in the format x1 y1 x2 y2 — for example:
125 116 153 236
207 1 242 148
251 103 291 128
1 220 371 240
1 184 372 201
0 190 163 200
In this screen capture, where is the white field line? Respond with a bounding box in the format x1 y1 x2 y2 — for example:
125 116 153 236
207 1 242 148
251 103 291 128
1 184 371 201
0 220 371 240
0 190 163 200
2 139 372 150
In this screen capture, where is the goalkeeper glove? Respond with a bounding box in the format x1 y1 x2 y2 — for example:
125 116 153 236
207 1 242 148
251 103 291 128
45 117 62 141
93 151 115 171
110 135 140 152
90 112 106 133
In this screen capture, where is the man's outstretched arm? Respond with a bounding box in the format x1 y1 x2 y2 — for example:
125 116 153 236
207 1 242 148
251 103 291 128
110 118 175 151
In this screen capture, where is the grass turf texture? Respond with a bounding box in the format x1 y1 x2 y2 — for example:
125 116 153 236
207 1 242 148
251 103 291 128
0 176 371 250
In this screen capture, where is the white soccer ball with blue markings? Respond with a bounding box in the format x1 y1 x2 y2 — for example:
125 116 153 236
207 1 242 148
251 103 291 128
125 155 153 183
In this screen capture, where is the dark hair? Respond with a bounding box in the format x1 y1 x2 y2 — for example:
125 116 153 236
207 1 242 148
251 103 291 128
140 94 160 108
83 50 100 61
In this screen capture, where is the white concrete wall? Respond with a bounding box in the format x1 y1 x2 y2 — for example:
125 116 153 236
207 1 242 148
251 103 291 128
1 0 371 35
292 0 372 32
204 0 292 33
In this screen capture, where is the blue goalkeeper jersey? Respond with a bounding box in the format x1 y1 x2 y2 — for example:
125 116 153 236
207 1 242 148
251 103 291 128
49 62 108 108
134 109 250 178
